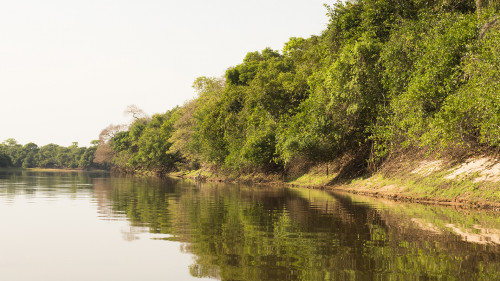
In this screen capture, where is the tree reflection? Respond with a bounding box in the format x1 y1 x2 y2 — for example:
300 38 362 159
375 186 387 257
96 178 500 281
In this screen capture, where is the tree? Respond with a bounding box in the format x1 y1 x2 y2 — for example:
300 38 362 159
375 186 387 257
0 152 11 167
124 104 148 120
22 142 39 168
79 146 98 169
94 124 126 165
1 138 23 167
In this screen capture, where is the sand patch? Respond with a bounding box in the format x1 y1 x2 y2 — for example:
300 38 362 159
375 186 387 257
445 157 500 183
411 160 443 176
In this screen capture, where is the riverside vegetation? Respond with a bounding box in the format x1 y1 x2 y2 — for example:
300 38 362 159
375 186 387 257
3 1 500 203
0 139 105 170
94 1 500 202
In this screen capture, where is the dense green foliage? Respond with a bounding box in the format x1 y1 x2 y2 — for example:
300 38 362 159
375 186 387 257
100 1 500 175
96 110 184 173
0 138 102 169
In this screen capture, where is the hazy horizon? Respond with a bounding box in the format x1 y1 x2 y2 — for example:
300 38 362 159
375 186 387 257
1 0 328 147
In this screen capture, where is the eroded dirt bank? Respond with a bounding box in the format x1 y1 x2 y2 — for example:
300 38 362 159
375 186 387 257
173 153 500 210
332 155 500 209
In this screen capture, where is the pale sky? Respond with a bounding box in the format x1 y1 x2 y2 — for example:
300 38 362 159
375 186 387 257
1 0 330 147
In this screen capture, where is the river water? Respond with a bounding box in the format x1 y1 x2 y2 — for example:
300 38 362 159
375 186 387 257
1 170 499 281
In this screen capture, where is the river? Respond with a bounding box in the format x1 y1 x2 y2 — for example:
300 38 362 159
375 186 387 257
0 170 499 280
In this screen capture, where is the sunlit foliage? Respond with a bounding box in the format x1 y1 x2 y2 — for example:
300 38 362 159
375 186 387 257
100 1 499 175
0 139 101 169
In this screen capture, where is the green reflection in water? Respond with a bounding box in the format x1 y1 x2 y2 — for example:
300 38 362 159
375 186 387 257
0 169 105 198
97 177 500 281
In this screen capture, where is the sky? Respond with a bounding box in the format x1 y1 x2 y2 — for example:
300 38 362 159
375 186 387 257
0 0 330 147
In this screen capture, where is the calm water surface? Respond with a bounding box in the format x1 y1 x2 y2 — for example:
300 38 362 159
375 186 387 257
1 170 500 281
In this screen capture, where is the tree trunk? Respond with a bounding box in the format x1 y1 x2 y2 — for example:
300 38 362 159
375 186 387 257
476 0 485 16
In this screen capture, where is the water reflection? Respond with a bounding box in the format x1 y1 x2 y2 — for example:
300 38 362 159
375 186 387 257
93 177 500 281
0 170 106 206
1 170 500 281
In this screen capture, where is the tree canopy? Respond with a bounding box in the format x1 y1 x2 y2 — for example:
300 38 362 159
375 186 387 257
0 139 103 169
97 1 500 175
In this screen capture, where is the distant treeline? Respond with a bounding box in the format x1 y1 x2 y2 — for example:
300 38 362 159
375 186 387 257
96 1 499 175
0 139 105 170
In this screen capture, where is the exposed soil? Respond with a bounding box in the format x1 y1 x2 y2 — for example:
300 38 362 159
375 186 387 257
445 157 500 182
175 151 500 210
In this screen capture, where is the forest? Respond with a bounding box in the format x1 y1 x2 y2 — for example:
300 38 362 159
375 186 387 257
0 138 103 170
4 0 499 177
94 0 500 177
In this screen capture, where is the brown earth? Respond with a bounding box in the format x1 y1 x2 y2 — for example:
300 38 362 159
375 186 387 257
175 149 500 210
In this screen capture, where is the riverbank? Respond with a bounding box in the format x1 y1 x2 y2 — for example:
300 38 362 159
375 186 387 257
171 153 500 210
335 154 500 209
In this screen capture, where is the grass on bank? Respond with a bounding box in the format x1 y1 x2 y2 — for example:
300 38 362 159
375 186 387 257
170 154 500 205
287 173 334 187
346 163 500 204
